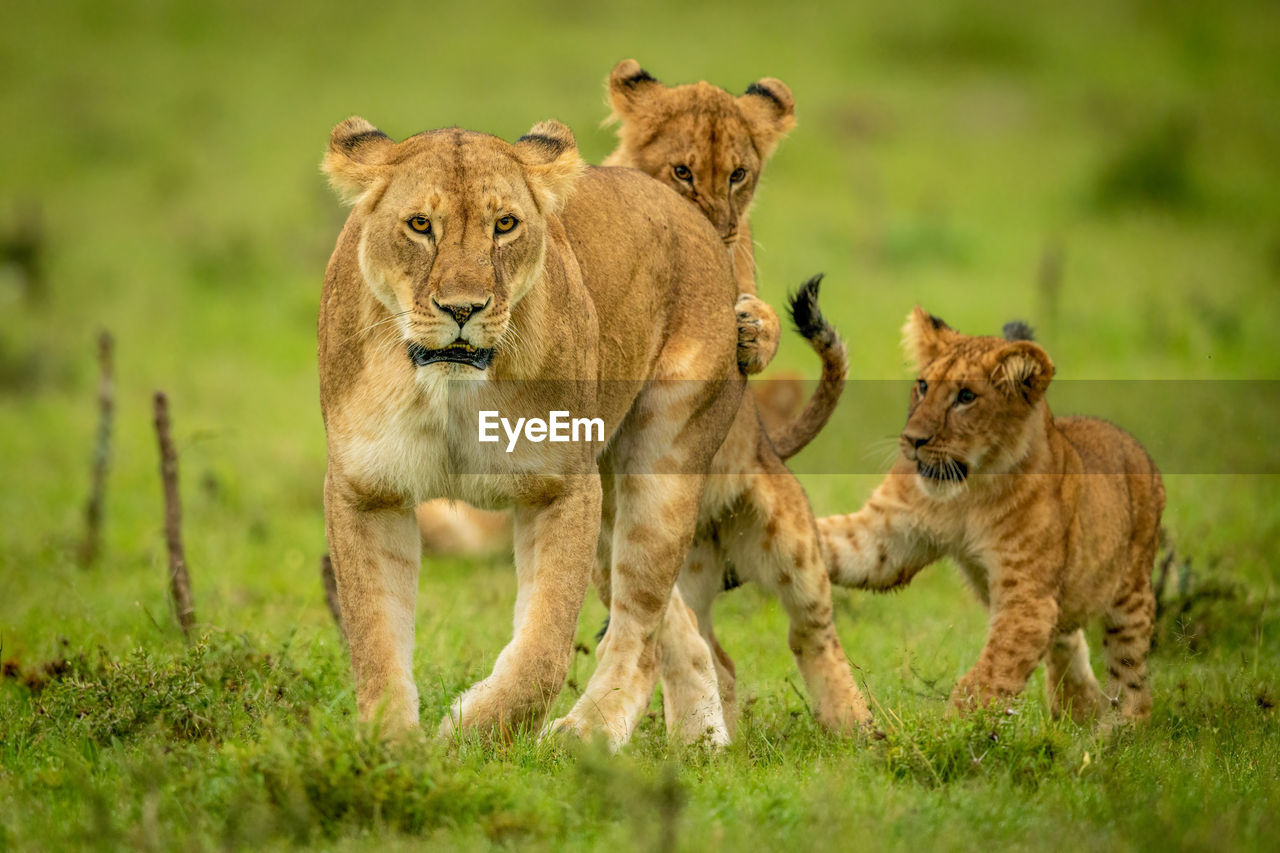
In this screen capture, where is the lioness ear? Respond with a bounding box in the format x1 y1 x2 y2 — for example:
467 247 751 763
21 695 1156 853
901 305 958 368
514 120 585 215
606 59 663 120
991 341 1055 402
737 78 796 158
323 117 394 204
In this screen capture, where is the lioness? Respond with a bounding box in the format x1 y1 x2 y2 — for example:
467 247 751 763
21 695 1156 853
818 308 1164 721
320 117 747 745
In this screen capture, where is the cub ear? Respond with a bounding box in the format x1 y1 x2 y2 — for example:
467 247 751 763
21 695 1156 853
606 58 663 120
514 120 585 214
901 305 958 368
323 117 394 204
991 341 1055 402
737 77 796 158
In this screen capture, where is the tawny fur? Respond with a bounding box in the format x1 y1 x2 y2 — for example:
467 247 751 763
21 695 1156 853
414 59 841 557
320 118 747 749
818 307 1164 722
602 59 846 460
415 376 808 559
599 60 867 735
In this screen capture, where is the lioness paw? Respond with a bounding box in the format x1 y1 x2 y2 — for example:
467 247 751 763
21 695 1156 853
736 294 780 374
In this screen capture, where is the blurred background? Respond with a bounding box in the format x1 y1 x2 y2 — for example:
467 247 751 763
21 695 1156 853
2 0 1278 696
2 1 1278 847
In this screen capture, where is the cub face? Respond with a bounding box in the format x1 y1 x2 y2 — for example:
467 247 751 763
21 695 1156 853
606 59 796 245
899 306 1055 493
323 118 582 373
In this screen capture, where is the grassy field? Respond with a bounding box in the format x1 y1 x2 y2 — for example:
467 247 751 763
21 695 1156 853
2 0 1278 849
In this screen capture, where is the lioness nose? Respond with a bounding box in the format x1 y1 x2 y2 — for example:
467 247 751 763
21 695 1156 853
433 298 489 328
902 431 931 449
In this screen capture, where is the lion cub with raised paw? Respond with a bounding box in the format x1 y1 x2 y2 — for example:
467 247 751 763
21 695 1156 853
819 308 1164 722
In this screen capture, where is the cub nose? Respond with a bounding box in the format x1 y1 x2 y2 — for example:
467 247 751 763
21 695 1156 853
433 298 489 328
902 431 931 449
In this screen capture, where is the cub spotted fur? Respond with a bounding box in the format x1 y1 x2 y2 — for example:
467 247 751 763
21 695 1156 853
818 308 1164 721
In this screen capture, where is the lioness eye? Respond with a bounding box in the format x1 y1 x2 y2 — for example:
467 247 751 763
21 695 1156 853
956 388 976 405
673 164 692 181
494 215 518 235
407 215 432 234
730 167 747 184
916 379 928 395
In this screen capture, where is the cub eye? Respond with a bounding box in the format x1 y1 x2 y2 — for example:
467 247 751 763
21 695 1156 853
673 164 693 182
407 215 432 235
956 388 977 405
730 167 747 184
494 214 518 235
916 379 928 395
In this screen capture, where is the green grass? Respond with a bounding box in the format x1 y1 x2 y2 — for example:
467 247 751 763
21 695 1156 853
2 0 1278 849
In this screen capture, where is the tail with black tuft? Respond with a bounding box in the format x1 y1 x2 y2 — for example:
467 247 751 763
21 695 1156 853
767 274 848 460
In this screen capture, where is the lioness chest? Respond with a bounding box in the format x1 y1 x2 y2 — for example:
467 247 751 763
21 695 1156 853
331 362 589 508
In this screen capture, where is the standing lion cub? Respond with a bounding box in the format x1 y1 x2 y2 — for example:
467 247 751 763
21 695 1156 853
818 308 1164 722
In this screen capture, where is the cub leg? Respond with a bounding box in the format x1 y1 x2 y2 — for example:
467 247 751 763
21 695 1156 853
817 476 939 591
725 462 872 733
440 479 600 738
324 475 421 733
1044 628 1105 723
657 584 730 746
1103 576 1156 721
673 536 739 736
951 578 1059 713
591 470 617 611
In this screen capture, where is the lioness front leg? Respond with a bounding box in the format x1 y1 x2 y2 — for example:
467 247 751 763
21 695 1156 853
550 372 743 749
548 471 723 749
440 478 600 739
324 475 421 733
951 582 1059 713
736 293 780 375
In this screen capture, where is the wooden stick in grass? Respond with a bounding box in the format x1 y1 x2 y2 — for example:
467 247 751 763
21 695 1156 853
320 553 345 638
153 391 195 638
78 330 114 566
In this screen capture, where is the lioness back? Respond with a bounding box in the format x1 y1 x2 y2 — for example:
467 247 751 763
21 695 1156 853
560 166 733 381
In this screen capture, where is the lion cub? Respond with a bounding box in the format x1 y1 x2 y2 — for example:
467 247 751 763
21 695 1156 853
819 308 1164 722
602 58 844 456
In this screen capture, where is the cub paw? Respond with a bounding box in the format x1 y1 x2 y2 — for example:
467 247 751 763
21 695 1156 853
736 294 780 375
816 695 874 736
948 676 1015 717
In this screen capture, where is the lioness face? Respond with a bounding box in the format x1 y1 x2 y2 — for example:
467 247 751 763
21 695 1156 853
324 119 583 373
607 61 796 246
899 307 1055 493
